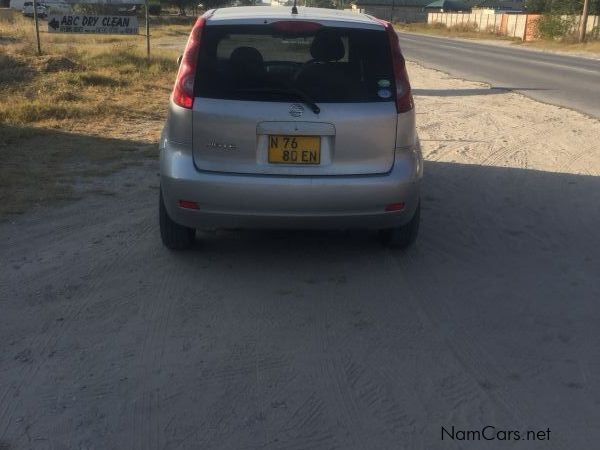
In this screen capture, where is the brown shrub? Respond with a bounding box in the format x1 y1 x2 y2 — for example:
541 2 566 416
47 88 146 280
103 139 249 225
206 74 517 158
37 56 81 73
449 22 479 33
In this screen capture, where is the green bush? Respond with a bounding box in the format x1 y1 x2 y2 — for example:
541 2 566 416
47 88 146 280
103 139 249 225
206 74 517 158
537 14 576 40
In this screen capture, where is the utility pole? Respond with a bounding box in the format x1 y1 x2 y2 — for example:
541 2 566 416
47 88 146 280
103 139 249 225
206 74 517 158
32 0 41 55
579 0 590 43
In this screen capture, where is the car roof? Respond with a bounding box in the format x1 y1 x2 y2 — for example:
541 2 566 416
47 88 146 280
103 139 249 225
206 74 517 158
207 6 385 29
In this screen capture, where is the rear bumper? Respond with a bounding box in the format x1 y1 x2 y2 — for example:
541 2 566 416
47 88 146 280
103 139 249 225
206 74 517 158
160 141 422 230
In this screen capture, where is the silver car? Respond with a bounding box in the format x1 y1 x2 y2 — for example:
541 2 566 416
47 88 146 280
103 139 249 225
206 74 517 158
159 6 422 249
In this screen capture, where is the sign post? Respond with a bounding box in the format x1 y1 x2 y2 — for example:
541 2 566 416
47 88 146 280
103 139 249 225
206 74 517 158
145 0 150 59
32 0 41 54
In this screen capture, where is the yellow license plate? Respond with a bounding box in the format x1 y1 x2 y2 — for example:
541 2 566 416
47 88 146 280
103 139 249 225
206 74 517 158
268 135 321 165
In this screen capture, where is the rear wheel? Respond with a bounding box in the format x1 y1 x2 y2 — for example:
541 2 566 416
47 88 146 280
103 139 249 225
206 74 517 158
159 190 195 250
379 202 420 249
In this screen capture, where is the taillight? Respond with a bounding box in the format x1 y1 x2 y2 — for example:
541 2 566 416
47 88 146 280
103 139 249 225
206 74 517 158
271 21 322 35
178 200 199 210
172 15 209 109
382 21 413 114
385 202 406 212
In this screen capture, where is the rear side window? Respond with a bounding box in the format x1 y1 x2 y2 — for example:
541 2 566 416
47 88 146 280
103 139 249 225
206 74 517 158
195 24 394 103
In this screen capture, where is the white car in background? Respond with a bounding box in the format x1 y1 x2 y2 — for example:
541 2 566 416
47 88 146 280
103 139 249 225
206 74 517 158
22 2 48 18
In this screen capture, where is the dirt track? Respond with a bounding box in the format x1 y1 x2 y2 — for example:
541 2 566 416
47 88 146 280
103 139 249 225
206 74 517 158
1 63 599 449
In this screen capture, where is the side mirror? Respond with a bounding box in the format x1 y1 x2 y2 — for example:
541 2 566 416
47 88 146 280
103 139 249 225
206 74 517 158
177 55 183 66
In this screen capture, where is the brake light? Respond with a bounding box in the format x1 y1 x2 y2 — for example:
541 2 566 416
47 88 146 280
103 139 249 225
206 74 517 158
272 21 322 34
172 15 209 109
178 200 199 210
381 21 413 113
385 202 406 212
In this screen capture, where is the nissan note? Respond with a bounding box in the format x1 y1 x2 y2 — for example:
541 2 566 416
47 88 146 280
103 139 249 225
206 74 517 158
159 6 422 249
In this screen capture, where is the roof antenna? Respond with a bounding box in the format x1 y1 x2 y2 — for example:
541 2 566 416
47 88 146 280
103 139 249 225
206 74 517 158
291 0 298 14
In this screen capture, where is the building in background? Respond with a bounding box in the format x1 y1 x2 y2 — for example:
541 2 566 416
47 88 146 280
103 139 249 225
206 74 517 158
355 0 523 23
9 0 26 9
468 0 524 12
355 0 431 22
425 0 470 12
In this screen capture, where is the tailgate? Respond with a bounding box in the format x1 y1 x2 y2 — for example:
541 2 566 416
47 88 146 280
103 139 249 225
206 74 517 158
192 99 397 176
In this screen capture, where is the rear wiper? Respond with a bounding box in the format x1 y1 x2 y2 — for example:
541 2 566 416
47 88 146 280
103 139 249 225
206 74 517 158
235 87 321 114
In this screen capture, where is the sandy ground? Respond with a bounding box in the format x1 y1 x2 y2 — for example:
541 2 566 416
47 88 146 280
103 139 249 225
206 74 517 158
1 63 599 450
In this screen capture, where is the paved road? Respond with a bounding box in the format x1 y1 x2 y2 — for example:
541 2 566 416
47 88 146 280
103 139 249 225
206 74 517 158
398 32 600 118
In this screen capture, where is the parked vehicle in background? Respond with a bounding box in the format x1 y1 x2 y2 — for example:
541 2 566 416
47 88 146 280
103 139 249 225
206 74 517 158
159 7 422 250
22 2 47 17
46 2 73 14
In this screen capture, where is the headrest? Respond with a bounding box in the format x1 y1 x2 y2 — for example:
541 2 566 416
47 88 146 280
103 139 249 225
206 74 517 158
230 46 264 71
310 30 345 62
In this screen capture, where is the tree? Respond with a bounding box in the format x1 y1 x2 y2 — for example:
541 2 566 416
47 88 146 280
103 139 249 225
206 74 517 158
525 0 548 13
550 0 583 14
198 0 234 9
305 0 337 7
161 0 202 16
525 0 587 13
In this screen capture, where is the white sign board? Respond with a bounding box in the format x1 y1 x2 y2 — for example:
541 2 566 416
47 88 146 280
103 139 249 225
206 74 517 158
48 14 139 34
54 0 141 3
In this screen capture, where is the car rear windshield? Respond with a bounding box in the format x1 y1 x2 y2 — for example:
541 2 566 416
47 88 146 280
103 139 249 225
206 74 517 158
195 24 395 103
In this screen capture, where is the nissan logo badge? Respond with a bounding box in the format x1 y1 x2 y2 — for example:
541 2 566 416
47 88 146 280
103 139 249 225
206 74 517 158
289 104 304 118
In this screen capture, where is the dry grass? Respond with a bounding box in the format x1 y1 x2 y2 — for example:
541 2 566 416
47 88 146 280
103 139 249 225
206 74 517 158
516 39 600 56
395 22 520 41
0 11 188 217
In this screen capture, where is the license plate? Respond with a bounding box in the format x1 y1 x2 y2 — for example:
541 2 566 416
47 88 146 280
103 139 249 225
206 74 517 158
268 135 321 165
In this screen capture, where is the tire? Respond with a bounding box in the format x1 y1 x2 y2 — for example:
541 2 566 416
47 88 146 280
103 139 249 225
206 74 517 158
159 190 195 250
379 202 420 249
